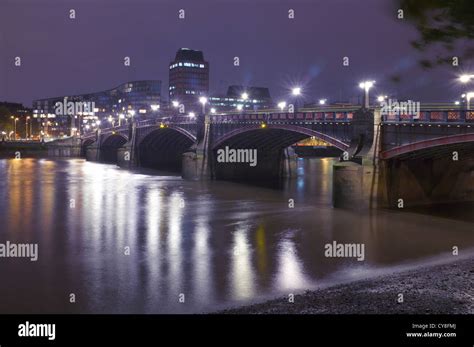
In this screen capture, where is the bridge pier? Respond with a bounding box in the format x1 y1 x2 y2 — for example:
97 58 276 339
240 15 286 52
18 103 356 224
380 156 474 208
182 116 212 180
282 147 298 178
332 108 383 210
85 142 101 162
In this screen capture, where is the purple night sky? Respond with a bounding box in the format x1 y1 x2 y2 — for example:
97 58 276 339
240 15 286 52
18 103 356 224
0 0 471 107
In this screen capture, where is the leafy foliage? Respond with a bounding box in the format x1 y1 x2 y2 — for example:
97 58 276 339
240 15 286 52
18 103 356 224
398 0 474 67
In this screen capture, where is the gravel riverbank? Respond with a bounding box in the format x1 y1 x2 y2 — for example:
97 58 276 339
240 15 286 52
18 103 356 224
222 256 474 314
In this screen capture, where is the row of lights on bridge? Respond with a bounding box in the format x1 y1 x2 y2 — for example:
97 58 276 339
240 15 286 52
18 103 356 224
93 74 474 130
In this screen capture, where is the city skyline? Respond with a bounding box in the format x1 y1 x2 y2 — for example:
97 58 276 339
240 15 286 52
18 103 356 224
1 0 472 107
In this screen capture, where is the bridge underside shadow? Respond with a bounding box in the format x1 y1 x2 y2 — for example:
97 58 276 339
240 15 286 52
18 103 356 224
212 128 339 181
380 142 474 207
138 128 194 172
81 138 95 157
101 135 127 163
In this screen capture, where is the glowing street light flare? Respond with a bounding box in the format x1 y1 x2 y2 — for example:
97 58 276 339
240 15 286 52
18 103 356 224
236 104 243 111
241 92 249 100
278 101 287 110
172 101 179 108
319 99 327 105
359 80 375 108
292 87 301 96
151 104 160 111
189 112 196 118
466 92 474 110
210 108 216 114
459 74 474 83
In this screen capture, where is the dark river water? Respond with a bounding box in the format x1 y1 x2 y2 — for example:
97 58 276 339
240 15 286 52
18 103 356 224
1 158 474 313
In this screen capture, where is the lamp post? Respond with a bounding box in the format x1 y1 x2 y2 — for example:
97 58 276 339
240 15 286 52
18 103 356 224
25 116 30 139
460 75 474 110
199 96 207 115
10 116 14 139
278 101 287 111
14 118 19 140
466 92 474 111
359 81 375 108
292 87 301 113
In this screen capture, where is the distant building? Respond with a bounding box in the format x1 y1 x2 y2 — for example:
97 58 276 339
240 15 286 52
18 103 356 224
169 48 209 113
0 102 31 115
209 85 273 112
32 80 161 137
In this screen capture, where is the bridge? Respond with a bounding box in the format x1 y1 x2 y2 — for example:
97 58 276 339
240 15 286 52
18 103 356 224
51 105 474 209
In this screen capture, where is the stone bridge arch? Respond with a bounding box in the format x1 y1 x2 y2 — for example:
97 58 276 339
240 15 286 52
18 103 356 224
100 133 128 163
211 124 349 180
137 125 196 171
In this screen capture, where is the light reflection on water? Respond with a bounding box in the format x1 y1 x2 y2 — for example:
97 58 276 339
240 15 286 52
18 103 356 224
0 158 474 313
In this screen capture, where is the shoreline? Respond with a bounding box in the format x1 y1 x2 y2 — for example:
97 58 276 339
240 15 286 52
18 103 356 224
221 255 474 314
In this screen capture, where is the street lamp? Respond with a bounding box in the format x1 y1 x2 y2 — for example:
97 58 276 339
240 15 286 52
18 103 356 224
466 92 474 110
292 87 301 96
278 101 287 111
236 104 243 111
26 116 31 139
172 100 179 108
151 104 160 111
199 96 208 115
14 117 19 140
241 92 249 101
210 108 216 114
459 74 474 84
359 80 375 108
292 87 302 113
319 99 327 105
189 112 196 119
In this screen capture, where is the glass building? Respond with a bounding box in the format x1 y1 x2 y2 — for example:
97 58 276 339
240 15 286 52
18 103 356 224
209 85 273 112
32 80 162 138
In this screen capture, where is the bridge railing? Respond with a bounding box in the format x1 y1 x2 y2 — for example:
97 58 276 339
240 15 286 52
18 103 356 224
382 110 474 123
210 111 357 123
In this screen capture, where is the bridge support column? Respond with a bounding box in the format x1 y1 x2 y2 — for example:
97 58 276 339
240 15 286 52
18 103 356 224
85 142 100 162
182 116 212 180
117 122 138 169
117 142 137 169
282 147 298 178
333 109 384 209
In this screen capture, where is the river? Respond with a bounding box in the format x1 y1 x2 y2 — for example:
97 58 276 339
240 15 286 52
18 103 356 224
0 157 473 313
